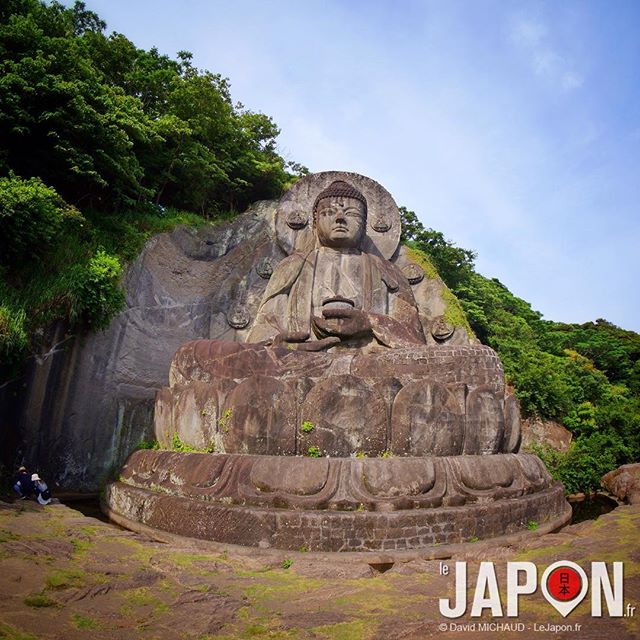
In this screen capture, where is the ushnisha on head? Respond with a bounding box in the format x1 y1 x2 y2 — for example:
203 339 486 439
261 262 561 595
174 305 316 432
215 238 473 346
312 180 367 249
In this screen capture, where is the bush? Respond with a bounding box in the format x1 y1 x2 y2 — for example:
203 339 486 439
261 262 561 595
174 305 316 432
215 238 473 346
531 431 630 495
499 346 574 419
0 303 28 367
70 250 124 329
0 175 80 267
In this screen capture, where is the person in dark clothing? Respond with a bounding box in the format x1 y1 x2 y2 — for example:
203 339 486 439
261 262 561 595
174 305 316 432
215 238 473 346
12 466 33 499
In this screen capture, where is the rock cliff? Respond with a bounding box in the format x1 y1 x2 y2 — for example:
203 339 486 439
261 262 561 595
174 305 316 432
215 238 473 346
3 201 472 490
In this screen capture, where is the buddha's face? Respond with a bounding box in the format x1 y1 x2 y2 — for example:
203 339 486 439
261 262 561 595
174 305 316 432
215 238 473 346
315 196 366 249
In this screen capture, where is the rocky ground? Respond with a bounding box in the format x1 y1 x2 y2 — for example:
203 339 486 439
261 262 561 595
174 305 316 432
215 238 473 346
0 499 638 640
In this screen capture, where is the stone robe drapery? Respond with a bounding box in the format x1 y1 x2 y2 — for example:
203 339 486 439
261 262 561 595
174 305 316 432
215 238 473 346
246 247 426 348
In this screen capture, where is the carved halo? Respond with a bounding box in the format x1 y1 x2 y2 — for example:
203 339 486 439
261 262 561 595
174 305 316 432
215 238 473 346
275 171 402 259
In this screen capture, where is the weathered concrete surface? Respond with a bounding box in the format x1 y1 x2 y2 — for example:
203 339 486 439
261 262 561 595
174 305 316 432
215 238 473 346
602 463 640 504
1 499 638 639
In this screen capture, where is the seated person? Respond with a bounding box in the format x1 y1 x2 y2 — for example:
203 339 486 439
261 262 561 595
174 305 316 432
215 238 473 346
31 473 51 505
12 466 33 500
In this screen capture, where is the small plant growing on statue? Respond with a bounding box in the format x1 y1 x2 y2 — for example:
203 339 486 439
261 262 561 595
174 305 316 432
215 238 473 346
468 536 479 543
281 558 293 569
379 450 392 458
137 439 159 450
527 520 539 531
219 409 233 433
354 451 366 459
306 446 321 458
300 420 314 433
169 433 215 454
171 432 187 451
299 544 309 552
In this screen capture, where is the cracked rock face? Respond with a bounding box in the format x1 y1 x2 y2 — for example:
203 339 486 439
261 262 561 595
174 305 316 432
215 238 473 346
13 202 281 490
9 190 473 491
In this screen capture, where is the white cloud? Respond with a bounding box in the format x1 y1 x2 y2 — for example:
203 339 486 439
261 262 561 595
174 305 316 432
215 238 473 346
510 18 547 47
561 71 584 91
532 49 561 76
508 16 584 92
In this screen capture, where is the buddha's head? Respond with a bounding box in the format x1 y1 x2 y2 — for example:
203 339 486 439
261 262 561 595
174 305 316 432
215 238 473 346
313 181 367 249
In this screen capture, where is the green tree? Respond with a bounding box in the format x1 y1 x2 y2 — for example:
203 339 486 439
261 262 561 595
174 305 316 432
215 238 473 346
0 0 301 377
399 206 476 291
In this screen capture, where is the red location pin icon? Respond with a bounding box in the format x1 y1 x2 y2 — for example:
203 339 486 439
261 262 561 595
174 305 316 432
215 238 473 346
541 561 589 617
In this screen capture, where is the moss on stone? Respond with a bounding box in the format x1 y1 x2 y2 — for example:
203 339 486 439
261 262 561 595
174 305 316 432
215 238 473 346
404 246 439 280
23 593 57 608
404 246 474 338
442 287 474 337
309 619 370 640
0 623 38 640
71 613 102 630
0 528 18 543
515 542 574 562
45 568 86 590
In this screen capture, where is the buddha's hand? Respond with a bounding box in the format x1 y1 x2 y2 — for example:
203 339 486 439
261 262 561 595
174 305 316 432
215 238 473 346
312 307 372 340
271 331 340 351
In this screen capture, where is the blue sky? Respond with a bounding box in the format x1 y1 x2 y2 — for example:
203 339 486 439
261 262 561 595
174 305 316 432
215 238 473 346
80 0 640 331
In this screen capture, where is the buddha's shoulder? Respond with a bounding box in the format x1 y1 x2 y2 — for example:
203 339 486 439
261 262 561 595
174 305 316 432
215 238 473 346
271 250 313 275
367 252 405 277
263 250 314 298
367 253 414 295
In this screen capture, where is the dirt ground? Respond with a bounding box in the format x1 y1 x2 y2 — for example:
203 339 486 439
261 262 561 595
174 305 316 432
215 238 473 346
0 499 638 640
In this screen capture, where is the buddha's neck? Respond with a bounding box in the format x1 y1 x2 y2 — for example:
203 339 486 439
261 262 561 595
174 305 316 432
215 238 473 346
317 245 362 256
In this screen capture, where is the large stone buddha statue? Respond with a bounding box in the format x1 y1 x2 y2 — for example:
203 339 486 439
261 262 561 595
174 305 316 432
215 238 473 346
247 179 425 350
105 172 571 553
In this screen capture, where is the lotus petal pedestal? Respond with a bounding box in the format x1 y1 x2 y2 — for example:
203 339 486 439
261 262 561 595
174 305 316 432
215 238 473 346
105 450 570 552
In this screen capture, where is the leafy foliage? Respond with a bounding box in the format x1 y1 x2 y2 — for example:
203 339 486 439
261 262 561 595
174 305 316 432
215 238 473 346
69 249 124 329
401 204 640 491
0 0 303 378
0 1 301 213
400 207 476 291
0 174 80 266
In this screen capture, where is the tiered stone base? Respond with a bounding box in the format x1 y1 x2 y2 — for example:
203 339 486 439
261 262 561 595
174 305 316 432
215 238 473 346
105 450 571 552
158 343 521 458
